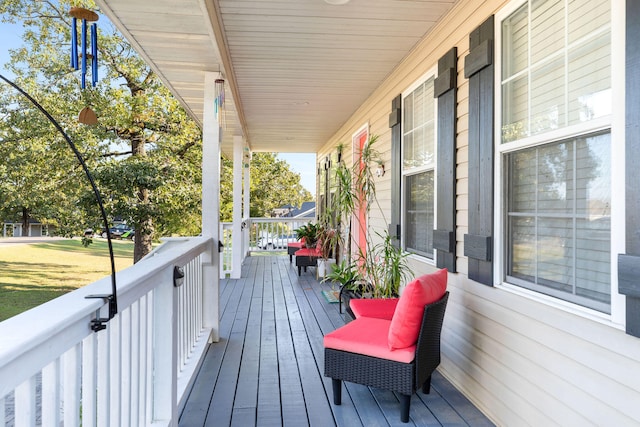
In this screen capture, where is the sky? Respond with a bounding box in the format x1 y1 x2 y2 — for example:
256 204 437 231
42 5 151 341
277 153 316 195
0 19 317 196
0 21 22 78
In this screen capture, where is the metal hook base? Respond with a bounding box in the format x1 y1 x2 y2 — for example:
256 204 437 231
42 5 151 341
86 294 117 332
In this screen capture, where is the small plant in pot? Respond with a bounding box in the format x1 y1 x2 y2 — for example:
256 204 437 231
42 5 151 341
323 259 367 317
294 222 319 248
356 230 412 299
316 225 338 278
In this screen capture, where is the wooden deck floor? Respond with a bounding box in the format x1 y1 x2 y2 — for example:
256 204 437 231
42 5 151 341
179 255 494 427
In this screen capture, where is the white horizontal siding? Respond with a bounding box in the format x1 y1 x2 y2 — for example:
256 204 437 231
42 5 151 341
318 0 640 425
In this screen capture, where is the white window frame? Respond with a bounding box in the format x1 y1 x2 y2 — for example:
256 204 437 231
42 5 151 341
494 0 626 326
401 67 438 261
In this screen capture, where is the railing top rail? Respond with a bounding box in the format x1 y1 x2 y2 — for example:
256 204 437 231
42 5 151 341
248 217 314 223
0 236 211 397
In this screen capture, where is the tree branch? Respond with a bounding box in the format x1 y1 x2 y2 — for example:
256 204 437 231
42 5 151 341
100 150 133 158
174 140 197 159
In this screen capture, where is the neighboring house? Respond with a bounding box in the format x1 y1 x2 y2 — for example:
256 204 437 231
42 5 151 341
89 0 640 424
287 201 316 219
272 202 316 219
271 204 294 217
2 219 47 237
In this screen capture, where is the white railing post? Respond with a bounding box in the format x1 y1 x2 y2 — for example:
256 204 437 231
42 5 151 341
15 376 37 425
243 155 251 260
202 238 219 342
152 271 177 426
231 135 244 278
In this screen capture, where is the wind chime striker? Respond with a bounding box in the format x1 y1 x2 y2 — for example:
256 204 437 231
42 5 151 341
214 77 225 126
70 7 99 124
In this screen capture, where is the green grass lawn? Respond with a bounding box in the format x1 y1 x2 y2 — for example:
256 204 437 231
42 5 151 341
0 239 134 322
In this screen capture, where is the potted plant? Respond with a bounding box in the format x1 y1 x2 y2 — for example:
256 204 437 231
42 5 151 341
323 259 367 316
327 134 414 309
294 222 319 248
355 230 411 298
316 225 338 278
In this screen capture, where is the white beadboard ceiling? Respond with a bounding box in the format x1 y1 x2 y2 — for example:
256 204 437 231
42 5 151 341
96 0 457 154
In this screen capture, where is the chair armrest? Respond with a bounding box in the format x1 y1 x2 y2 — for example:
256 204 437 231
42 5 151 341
350 298 399 320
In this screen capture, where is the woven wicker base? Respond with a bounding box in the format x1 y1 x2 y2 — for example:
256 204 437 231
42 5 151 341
324 292 449 423
325 348 416 395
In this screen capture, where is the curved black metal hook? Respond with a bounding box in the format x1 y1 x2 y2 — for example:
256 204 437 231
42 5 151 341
0 73 117 332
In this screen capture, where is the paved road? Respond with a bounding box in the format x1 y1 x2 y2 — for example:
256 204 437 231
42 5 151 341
0 236 67 248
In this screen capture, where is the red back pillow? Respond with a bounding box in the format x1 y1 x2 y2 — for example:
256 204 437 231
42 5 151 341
388 268 448 350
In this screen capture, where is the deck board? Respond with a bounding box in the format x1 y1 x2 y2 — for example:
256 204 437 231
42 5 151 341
179 255 495 427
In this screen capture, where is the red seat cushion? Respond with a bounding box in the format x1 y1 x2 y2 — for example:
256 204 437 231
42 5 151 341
288 241 304 249
324 317 415 363
295 247 321 257
350 298 399 320
388 268 448 350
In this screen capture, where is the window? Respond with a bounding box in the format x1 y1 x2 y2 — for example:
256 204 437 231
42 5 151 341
402 74 437 258
498 0 612 312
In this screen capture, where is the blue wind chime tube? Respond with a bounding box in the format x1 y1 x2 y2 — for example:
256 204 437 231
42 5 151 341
70 7 99 89
70 17 78 69
214 78 225 123
91 23 98 87
81 18 87 89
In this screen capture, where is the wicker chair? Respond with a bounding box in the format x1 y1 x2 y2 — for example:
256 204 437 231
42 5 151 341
324 291 449 423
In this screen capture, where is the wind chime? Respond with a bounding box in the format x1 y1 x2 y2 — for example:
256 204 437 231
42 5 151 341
214 76 225 126
69 7 99 125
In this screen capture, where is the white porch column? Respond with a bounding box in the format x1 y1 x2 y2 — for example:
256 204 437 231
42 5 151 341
201 71 221 342
243 151 251 256
231 135 243 278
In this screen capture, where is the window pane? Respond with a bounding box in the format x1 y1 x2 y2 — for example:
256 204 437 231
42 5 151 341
568 32 611 125
575 133 610 216
502 75 528 142
414 85 425 126
501 0 611 144
403 92 413 130
530 57 565 135
505 132 611 311
403 77 435 169
405 171 434 258
576 217 610 304
423 122 435 165
403 132 414 168
531 0 564 64
537 141 573 214
413 126 425 167
509 149 537 212
536 217 573 291
509 216 536 281
502 4 528 79
568 0 610 43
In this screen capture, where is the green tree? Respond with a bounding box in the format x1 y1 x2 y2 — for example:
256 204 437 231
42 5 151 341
0 0 202 261
219 153 313 221
0 0 313 262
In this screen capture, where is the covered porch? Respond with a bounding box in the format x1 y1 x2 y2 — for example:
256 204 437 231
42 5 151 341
180 254 493 427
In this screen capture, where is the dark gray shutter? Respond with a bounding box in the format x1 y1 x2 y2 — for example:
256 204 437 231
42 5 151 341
389 94 402 246
433 47 458 272
463 16 494 286
618 1 640 337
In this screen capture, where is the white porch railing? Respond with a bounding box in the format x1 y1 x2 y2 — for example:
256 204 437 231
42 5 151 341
0 237 216 427
220 222 233 278
217 218 313 278
248 218 311 252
